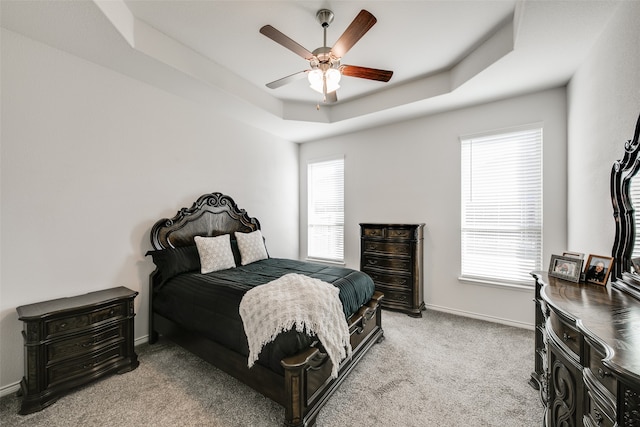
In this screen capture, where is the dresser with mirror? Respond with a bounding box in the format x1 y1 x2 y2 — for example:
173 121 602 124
530 113 640 426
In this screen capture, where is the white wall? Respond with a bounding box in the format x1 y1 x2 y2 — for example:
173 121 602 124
300 88 567 328
567 0 640 255
0 29 299 392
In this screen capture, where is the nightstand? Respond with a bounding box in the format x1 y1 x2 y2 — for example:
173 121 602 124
16 286 139 414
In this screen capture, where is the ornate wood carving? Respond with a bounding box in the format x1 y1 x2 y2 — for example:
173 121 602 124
624 387 640 426
551 360 576 427
611 114 640 280
150 192 260 250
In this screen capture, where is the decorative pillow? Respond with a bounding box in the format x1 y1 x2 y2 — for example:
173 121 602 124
145 245 201 283
234 230 269 265
194 234 236 273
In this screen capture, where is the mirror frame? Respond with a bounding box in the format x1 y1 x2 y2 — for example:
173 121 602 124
611 113 640 281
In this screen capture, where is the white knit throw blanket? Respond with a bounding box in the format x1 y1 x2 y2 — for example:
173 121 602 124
239 273 352 378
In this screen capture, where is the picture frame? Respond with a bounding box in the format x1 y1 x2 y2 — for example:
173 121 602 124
583 254 614 286
563 251 585 259
548 254 583 283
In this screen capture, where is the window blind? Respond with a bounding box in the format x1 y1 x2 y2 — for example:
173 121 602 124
630 177 640 259
308 158 344 262
461 128 543 285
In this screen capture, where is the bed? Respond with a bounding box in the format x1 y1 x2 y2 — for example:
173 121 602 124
146 192 384 427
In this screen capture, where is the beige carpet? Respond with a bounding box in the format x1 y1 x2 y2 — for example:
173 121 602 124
0 310 543 426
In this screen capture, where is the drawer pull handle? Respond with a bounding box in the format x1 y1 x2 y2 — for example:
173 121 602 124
60 323 67 329
368 260 378 265
109 309 115 315
597 368 611 379
593 409 603 425
562 332 573 342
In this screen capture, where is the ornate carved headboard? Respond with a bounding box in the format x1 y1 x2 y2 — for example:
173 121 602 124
149 192 261 250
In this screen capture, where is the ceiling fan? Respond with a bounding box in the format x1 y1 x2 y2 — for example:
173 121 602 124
259 9 393 104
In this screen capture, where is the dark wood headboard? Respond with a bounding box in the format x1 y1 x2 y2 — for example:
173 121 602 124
149 192 261 250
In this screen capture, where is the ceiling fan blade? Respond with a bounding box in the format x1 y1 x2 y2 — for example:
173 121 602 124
260 25 314 60
341 65 393 82
325 91 338 103
331 10 377 59
266 70 309 89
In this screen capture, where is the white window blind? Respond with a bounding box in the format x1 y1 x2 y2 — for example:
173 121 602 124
308 158 344 262
461 127 543 285
630 178 640 259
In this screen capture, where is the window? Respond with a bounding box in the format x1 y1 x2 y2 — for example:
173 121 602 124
307 157 344 262
631 177 640 259
461 127 543 285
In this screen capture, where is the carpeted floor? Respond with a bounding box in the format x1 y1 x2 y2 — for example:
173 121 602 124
0 310 543 426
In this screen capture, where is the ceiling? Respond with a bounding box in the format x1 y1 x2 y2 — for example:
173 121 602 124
1 0 621 142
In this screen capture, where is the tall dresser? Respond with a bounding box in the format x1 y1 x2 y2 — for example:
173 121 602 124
530 272 640 426
360 223 425 317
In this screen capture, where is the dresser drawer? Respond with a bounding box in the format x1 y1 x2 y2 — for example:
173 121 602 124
47 342 126 387
362 241 411 256
362 256 412 273
47 324 125 363
376 286 412 308
585 389 615 427
46 302 127 338
364 269 411 290
361 225 416 240
548 311 581 359
588 346 617 397
362 227 384 238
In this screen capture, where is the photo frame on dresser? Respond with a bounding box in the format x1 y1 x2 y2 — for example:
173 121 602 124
584 254 614 286
548 254 583 282
562 251 584 259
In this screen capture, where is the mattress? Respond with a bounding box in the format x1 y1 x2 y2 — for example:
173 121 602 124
152 258 375 373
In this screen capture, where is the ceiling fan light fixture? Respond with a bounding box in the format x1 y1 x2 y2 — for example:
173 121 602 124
308 67 341 94
308 69 324 93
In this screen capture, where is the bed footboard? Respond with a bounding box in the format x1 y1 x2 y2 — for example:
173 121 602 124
281 291 384 427
150 291 383 427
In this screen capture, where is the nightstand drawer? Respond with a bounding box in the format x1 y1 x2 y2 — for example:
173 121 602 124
364 269 411 290
47 324 125 363
47 343 126 387
362 241 411 256
45 302 126 338
46 315 90 337
362 256 411 272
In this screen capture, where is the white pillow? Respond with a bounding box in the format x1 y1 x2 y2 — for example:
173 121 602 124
234 230 268 265
194 234 236 273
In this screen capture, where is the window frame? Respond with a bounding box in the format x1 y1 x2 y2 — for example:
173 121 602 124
306 156 345 264
459 124 543 287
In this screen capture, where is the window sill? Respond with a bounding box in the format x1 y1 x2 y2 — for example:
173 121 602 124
306 257 346 267
458 276 533 291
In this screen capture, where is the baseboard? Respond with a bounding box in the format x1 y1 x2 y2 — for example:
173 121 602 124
425 303 535 330
1 335 152 398
135 335 149 346
0 382 20 398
